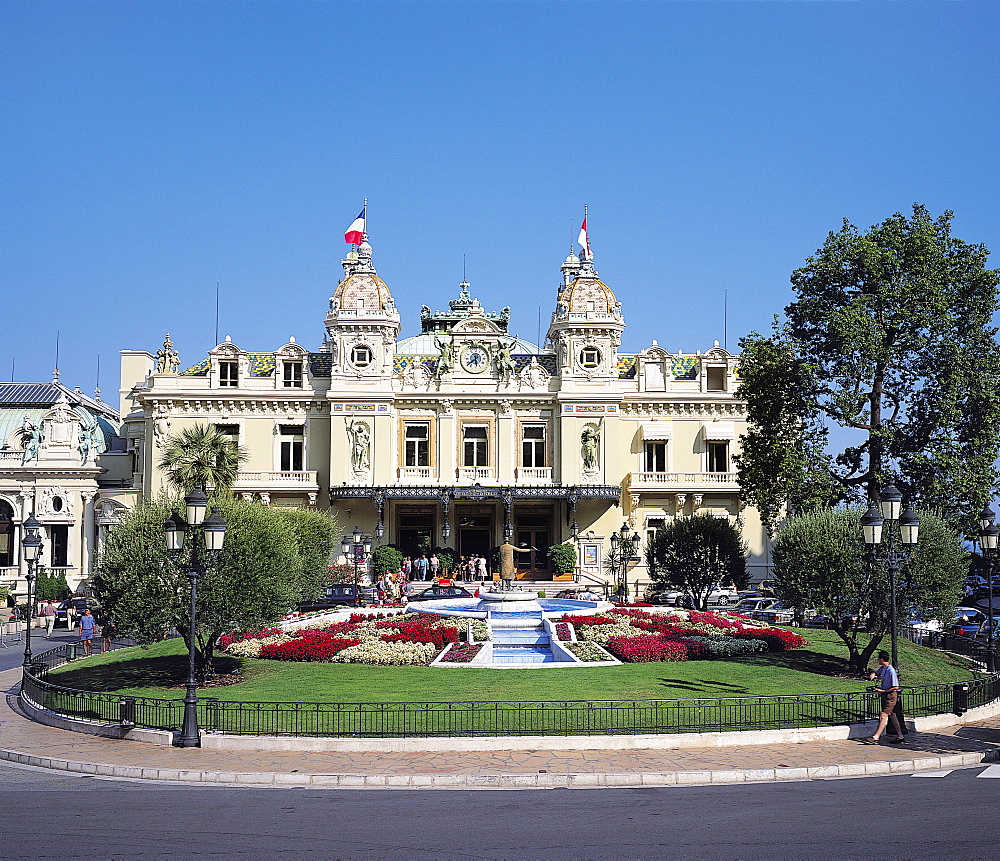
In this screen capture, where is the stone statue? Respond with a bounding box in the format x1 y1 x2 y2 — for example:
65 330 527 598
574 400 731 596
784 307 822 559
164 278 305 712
20 418 42 465
155 334 180 374
348 420 370 471
498 537 536 589
77 422 100 463
153 411 172 449
494 338 515 382
581 425 601 471
434 336 454 378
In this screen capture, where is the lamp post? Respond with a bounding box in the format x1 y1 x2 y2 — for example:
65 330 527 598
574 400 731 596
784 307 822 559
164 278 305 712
978 506 998 673
342 528 373 604
20 514 43 670
609 522 639 603
163 489 227 748
860 485 920 669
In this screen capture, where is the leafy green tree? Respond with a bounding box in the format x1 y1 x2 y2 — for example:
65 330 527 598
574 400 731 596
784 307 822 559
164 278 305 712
34 567 71 601
157 424 248 493
94 496 334 677
772 508 965 673
645 514 749 610
737 205 1000 535
272 507 338 600
734 326 841 535
371 544 403 579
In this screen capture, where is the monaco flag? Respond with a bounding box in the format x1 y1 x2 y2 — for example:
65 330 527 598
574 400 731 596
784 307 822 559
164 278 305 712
577 216 592 258
344 206 366 245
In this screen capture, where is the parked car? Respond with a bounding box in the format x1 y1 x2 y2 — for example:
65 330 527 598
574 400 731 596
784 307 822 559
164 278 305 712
407 585 475 602
56 597 97 627
645 585 741 608
949 607 989 637
746 601 817 626
296 584 369 612
731 597 780 616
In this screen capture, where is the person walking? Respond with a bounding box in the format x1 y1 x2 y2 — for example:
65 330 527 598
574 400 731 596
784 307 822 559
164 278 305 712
429 553 440 579
414 554 429 581
862 651 906 744
78 608 97 657
42 600 58 638
475 554 488 581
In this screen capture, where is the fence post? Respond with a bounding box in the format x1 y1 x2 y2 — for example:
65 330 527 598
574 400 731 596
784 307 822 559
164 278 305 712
953 683 969 716
119 697 136 727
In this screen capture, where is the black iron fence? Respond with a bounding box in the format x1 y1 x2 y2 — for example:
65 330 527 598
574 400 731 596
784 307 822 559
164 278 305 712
20 644 999 740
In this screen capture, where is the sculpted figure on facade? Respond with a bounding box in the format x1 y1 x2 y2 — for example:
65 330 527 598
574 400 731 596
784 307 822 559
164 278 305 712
519 356 548 389
155 334 180 374
493 338 515 382
348 420 371 472
153 408 171 449
434 336 454 378
20 418 43 465
77 422 100 463
581 424 601 471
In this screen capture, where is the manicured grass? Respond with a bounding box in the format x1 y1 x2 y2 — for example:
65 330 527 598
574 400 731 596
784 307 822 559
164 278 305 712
48 629 977 704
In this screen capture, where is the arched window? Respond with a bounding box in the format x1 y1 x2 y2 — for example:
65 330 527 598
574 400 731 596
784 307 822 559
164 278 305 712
0 500 14 568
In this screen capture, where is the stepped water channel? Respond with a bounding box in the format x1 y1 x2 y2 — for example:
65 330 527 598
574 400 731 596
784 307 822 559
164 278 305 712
416 590 615 667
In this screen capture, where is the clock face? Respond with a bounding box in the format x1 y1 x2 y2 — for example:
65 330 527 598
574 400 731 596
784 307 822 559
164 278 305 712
461 345 490 373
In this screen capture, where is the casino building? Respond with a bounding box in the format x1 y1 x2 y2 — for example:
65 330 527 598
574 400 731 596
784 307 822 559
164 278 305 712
108 234 767 591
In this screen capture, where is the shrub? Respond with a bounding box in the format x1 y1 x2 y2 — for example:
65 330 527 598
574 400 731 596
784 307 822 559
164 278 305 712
547 543 577 575
734 627 806 651
371 545 404 578
677 635 768 658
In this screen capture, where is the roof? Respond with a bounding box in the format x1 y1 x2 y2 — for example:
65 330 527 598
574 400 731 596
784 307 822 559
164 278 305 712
0 382 118 419
396 333 544 356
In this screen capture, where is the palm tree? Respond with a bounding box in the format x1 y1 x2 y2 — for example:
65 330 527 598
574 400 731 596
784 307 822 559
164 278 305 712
158 424 248 494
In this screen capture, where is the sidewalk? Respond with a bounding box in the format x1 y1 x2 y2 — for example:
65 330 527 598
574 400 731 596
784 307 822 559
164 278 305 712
2 667 999 789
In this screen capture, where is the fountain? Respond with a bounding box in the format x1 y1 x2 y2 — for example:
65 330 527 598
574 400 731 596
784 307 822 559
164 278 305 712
415 589 615 667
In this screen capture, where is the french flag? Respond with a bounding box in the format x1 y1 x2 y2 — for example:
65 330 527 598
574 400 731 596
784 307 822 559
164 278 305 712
344 206 366 245
577 216 592 259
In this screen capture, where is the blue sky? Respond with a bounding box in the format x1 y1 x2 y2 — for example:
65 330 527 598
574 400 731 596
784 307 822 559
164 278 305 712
3 1 998 396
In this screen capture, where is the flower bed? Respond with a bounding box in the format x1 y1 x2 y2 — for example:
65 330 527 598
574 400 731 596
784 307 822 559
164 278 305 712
562 608 804 664
564 642 611 662
220 612 483 666
438 643 484 663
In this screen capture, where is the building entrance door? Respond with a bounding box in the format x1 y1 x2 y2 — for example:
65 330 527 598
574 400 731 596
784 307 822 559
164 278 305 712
456 506 492 574
397 506 435 561
516 529 550 579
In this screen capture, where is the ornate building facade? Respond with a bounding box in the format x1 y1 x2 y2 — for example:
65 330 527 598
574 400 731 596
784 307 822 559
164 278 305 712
0 381 130 597
109 235 766 589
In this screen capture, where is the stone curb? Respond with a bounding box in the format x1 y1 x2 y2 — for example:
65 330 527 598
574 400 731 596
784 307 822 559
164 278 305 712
1 744 996 789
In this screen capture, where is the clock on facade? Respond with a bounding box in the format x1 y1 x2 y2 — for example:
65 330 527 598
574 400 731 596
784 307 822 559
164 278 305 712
460 344 490 373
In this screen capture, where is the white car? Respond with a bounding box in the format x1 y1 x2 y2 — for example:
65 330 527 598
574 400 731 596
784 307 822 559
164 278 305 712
652 586 741 608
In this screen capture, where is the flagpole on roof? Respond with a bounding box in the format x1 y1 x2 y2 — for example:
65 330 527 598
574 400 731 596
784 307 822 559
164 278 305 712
363 197 368 241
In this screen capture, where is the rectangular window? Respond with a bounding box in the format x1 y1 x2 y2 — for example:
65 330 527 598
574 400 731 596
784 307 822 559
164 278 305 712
707 441 729 473
644 441 667 472
215 424 239 446
645 517 666 548
279 424 304 472
463 425 489 467
219 360 239 387
404 423 430 467
51 524 69 567
283 361 303 388
521 425 546 467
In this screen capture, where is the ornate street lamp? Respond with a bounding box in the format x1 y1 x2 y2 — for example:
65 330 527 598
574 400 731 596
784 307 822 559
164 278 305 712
342 529 374 605
20 514 43 671
610 521 638 603
861 486 920 669
163 492 227 748
978 505 998 673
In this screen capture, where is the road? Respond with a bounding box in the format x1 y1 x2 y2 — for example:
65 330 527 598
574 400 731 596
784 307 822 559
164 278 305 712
1 759 997 858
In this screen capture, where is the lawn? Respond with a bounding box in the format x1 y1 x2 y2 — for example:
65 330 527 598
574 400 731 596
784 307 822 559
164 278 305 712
48 629 977 704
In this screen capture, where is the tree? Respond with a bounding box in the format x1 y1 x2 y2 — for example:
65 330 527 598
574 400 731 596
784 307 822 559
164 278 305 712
94 496 335 677
771 508 965 673
157 424 248 493
645 514 749 609
34 567 71 601
737 205 1000 535
272 507 338 600
371 544 403 579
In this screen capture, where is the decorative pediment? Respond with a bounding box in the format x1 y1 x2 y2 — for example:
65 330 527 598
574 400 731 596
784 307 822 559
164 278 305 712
452 318 502 335
275 339 309 359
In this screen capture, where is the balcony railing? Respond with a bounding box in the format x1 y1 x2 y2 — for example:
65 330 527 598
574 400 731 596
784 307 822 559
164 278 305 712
630 471 739 488
516 467 553 484
233 471 319 487
398 466 435 483
457 466 494 483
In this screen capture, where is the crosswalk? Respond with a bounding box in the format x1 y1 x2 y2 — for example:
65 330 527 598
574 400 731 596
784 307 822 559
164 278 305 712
911 764 1000 779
